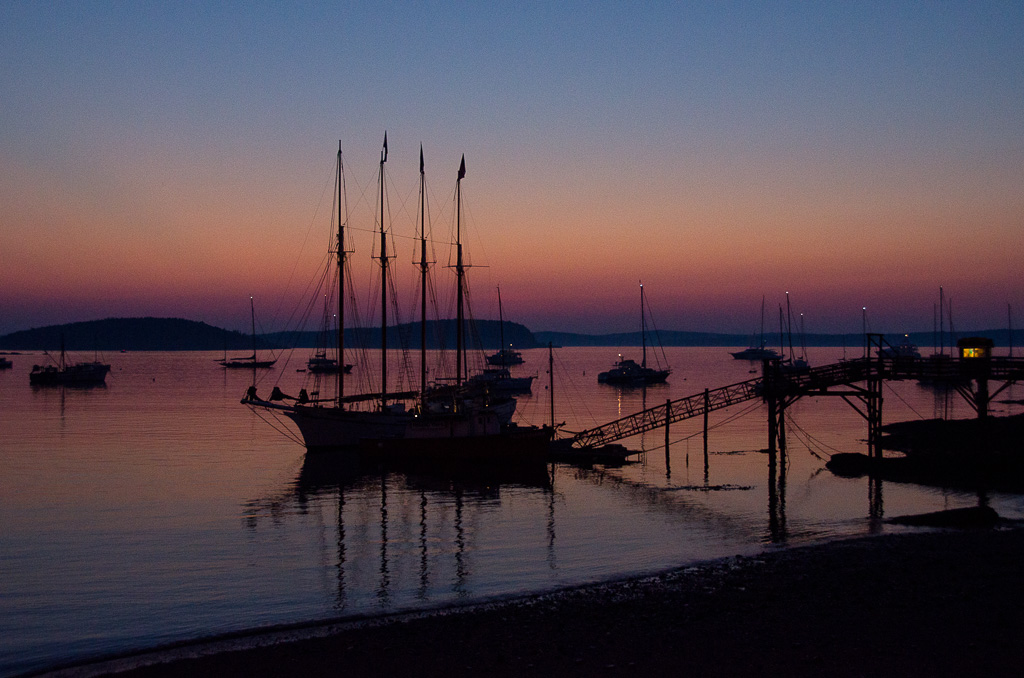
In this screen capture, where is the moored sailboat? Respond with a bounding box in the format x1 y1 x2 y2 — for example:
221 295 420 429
731 296 781 360
485 290 526 366
219 297 276 369
243 138 549 464
30 336 110 386
598 282 671 385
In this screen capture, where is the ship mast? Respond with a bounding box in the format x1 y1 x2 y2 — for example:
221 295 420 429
497 286 506 368
418 145 428 404
337 141 346 401
379 132 389 411
640 282 647 369
455 154 466 387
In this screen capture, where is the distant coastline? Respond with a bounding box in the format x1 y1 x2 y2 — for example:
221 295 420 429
0 317 1020 351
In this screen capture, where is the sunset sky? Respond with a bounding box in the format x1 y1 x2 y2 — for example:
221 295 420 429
2 2 1021 337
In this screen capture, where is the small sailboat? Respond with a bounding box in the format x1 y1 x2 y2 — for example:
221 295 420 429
472 287 533 393
306 297 353 374
30 335 110 386
774 293 809 374
731 296 781 360
219 297 276 369
243 138 549 464
598 282 670 385
484 291 525 366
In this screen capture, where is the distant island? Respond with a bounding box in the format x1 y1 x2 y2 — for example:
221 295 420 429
0 317 1020 352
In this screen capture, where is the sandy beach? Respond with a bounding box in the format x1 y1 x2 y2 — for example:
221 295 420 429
44 524 1024 678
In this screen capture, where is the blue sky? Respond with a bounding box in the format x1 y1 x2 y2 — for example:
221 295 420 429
2 1 1022 335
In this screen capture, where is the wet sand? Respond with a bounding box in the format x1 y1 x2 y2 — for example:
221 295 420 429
48 526 1024 678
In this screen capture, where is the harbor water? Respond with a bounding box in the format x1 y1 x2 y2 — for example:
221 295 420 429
2 347 1023 676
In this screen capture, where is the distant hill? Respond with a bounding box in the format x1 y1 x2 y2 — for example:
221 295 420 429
535 329 1024 348
2 317 1019 352
266 320 542 351
0 318 264 351
0 317 542 352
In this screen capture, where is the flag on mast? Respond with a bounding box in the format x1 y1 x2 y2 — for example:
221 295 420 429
457 154 466 180
382 132 388 162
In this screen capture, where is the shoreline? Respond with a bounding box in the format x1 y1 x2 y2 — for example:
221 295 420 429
38 525 1024 677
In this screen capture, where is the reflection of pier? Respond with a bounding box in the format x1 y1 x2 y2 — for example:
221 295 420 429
568 334 1024 459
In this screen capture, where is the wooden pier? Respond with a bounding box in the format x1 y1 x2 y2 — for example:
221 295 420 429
565 334 1024 457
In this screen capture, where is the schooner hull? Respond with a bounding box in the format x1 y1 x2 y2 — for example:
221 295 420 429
277 403 549 466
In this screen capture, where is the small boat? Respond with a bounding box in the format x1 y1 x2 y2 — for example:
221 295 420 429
878 335 920 359
485 289 525 366
730 344 781 361
598 282 670 385
731 296 781 360
0 356 12 369
30 337 110 386
466 366 535 394
598 356 670 385
244 139 550 465
486 347 524 366
306 355 353 374
220 297 276 369
775 292 810 373
306 293 353 374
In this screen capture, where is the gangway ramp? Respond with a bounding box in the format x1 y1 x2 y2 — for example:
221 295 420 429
568 377 762 449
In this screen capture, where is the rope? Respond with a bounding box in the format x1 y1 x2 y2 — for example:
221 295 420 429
882 380 927 420
782 411 832 461
245 406 305 447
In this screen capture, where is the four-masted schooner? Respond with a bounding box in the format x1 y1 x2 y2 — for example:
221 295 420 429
243 135 549 465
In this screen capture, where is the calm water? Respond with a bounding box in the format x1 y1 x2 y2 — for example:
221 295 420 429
2 347 1023 676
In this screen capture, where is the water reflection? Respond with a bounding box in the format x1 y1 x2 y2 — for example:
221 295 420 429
246 455 554 613
767 448 787 543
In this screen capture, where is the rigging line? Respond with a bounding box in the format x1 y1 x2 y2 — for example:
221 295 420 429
882 380 927 420
778 411 815 458
782 411 832 460
267 160 339 334
246 406 304 447
641 288 671 369
788 422 842 458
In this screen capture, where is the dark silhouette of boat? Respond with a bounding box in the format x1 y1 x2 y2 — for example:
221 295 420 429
484 288 525 366
244 138 549 465
730 345 781 361
467 366 534 394
598 282 670 385
30 337 110 386
731 296 781 360
486 348 524 366
219 297 276 369
305 355 353 374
